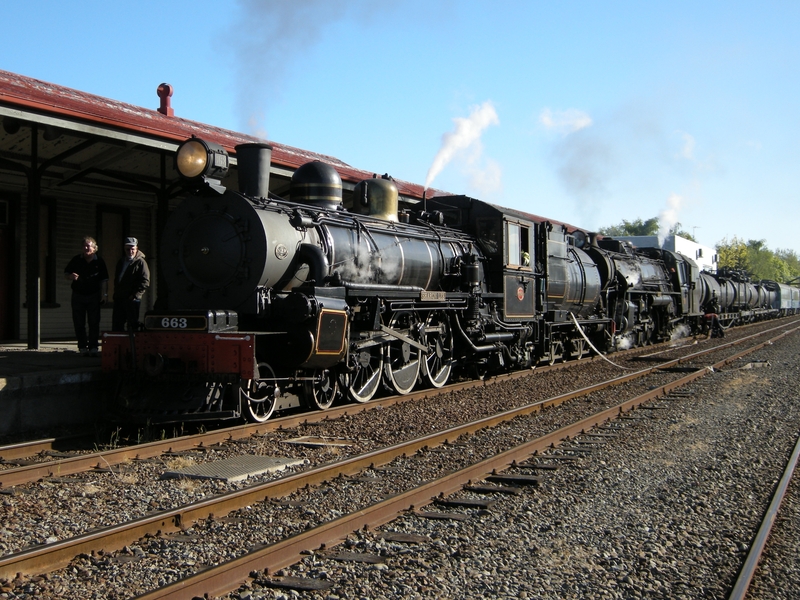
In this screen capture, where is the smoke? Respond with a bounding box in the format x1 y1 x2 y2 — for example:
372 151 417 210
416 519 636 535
424 101 500 192
658 193 683 248
553 134 613 198
540 107 613 222
229 0 381 136
468 157 502 198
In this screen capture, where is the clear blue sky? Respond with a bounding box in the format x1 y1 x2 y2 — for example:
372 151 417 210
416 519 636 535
3 0 799 253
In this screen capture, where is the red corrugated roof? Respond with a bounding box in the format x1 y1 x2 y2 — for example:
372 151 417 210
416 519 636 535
0 69 431 198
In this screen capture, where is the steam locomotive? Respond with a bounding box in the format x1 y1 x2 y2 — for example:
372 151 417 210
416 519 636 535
101 138 799 423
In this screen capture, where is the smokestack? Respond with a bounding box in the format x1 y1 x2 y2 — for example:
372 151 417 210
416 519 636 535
235 143 273 199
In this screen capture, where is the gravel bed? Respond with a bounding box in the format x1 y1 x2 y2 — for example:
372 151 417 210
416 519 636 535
0 348 690 558
1 321 798 598
747 439 800 599
232 330 800 599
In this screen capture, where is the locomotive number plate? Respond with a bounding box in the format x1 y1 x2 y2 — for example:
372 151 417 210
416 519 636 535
144 315 208 331
420 291 446 301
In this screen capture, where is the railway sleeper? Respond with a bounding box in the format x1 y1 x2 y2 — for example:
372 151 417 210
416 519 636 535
464 484 523 495
261 576 334 592
486 473 542 486
433 497 496 509
514 462 560 470
413 510 470 521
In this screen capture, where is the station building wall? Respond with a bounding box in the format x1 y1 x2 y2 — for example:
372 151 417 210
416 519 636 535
5 181 157 342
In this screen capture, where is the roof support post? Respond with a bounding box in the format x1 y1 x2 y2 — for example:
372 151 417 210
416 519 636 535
25 125 40 349
155 152 170 309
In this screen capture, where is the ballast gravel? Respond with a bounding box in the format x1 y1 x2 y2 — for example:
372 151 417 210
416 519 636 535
1 324 799 599
234 335 800 600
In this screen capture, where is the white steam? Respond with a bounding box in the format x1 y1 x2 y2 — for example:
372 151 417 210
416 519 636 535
540 108 592 135
424 101 500 191
333 238 405 284
671 323 691 341
658 193 683 248
615 335 633 351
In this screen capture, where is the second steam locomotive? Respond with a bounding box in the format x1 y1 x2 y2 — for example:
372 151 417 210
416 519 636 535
102 137 799 423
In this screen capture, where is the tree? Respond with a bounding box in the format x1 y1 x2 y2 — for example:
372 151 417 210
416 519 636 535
716 237 750 272
599 217 659 237
599 216 696 241
776 249 800 281
746 239 777 280
716 237 799 281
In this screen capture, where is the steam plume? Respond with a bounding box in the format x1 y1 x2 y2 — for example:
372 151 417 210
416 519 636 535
658 193 683 247
541 107 611 224
230 0 375 136
424 101 499 191
540 108 592 134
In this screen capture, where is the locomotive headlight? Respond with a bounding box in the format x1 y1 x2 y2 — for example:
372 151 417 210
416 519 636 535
175 137 230 183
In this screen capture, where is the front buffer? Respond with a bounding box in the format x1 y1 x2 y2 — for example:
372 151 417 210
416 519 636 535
102 312 258 423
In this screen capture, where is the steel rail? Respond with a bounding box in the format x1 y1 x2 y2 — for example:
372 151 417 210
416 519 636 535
2 318 795 489
0 375 492 488
0 431 93 462
0 363 647 580
136 323 800 599
728 430 800 600
2 322 796 583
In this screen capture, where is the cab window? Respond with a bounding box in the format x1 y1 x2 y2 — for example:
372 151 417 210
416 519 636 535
506 222 531 268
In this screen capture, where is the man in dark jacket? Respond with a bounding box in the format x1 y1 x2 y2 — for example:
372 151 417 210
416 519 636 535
112 237 150 332
64 236 109 356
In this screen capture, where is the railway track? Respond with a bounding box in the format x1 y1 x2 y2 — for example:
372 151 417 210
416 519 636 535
728 429 800 599
0 432 95 463
0 318 794 489
134 321 800 599
1 318 797 597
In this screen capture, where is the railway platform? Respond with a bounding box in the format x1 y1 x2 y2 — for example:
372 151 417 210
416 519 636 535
0 341 104 438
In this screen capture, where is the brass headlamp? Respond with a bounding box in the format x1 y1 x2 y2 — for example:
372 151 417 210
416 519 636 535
175 137 229 190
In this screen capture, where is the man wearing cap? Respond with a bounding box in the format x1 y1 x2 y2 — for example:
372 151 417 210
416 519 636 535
112 237 150 332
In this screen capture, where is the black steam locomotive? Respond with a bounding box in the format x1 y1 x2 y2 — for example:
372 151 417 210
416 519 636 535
101 138 797 423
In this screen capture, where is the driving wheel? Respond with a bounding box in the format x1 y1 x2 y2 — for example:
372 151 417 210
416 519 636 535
423 311 453 388
384 311 421 395
240 362 278 423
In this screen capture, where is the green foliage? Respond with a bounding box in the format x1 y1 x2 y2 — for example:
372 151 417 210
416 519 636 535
599 217 696 241
716 236 750 271
716 237 800 282
599 217 659 237
776 249 800 281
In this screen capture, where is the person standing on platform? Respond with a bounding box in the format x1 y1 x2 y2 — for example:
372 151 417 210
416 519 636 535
64 236 109 357
112 237 150 332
